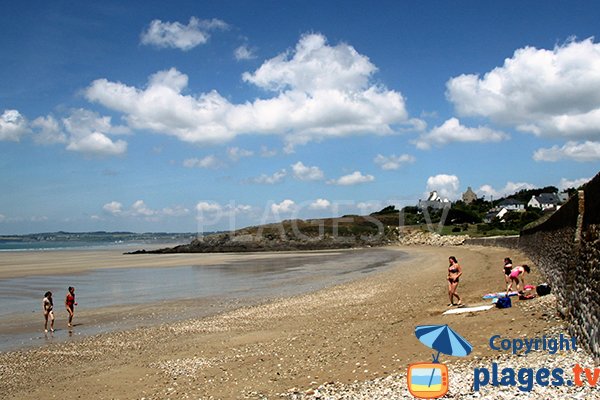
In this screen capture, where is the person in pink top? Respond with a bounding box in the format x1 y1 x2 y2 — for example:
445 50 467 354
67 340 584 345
506 265 530 294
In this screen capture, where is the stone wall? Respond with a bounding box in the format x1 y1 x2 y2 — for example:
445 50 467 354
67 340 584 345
464 235 520 249
519 171 600 361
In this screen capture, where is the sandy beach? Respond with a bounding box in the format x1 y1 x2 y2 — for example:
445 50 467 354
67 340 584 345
0 244 585 399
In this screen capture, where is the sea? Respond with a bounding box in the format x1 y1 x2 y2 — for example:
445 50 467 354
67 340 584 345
0 243 406 352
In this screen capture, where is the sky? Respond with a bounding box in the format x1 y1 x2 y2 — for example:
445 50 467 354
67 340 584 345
1 1 600 234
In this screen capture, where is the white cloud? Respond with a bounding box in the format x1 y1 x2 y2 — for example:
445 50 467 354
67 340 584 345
227 147 254 161
249 169 287 184
140 17 228 51
0 109 29 141
477 181 536 199
86 33 419 148
426 174 460 200
446 38 600 140
559 177 590 190
291 161 324 181
183 155 221 168
234 45 257 60
533 141 600 162
260 146 277 157
414 117 508 149
309 198 331 210
66 132 127 156
328 171 375 186
62 109 128 156
196 201 223 213
373 153 415 170
103 201 123 215
31 115 67 145
271 199 296 214
131 200 156 216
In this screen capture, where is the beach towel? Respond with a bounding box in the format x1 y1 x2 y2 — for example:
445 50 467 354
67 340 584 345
442 305 494 315
482 291 519 299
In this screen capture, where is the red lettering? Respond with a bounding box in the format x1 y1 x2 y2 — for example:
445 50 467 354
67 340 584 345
573 364 584 386
584 367 600 386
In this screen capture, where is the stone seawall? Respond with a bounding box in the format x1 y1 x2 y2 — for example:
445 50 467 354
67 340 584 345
519 172 600 361
464 235 520 249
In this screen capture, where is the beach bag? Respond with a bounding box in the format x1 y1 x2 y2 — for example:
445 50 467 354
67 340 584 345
496 296 512 309
536 284 551 296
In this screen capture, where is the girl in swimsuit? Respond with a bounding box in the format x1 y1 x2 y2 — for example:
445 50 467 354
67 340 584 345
503 257 513 284
506 265 530 294
65 286 77 328
43 291 54 333
447 256 462 306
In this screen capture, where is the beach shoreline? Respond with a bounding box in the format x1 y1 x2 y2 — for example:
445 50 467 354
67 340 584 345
0 244 588 399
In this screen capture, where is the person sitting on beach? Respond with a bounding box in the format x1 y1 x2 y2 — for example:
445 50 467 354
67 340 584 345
502 257 513 284
65 286 77 328
506 265 530 294
447 256 462 306
43 291 54 333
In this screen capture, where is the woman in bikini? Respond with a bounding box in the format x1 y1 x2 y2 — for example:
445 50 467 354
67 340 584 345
447 256 462 306
502 257 513 284
42 291 54 333
506 264 531 294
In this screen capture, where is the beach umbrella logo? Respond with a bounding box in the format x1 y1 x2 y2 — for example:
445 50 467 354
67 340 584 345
407 324 473 398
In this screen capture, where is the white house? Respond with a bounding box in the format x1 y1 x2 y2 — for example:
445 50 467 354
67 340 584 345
497 198 525 211
528 193 560 210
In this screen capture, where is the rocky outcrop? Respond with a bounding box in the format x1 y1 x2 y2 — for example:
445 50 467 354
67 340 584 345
397 230 469 246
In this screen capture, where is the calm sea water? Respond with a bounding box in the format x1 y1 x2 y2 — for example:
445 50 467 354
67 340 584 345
0 248 406 351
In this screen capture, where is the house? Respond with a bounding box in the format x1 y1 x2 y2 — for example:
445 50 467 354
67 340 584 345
528 193 560 210
497 198 525 211
462 187 478 204
418 191 451 210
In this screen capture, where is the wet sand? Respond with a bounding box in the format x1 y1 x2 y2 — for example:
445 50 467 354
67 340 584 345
0 245 565 399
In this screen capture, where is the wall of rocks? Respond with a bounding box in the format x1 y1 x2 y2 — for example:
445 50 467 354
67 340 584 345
464 235 520 249
519 171 600 361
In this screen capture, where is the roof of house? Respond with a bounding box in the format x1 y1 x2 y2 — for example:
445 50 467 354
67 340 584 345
498 198 524 206
532 193 560 204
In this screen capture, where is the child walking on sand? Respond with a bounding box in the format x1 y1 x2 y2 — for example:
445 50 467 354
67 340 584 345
43 291 54 333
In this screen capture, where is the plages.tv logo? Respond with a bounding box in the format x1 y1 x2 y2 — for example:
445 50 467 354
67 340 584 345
407 324 473 399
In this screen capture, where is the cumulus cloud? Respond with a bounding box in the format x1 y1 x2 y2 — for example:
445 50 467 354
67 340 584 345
271 199 296 214
0 109 29 141
446 38 600 140
291 161 324 181
31 115 67 145
140 17 228 51
558 177 590 190
104 200 190 219
103 201 123 215
373 153 415 170
328 171 375 186
533 141 600 162
64 109 129 156
426 174 460 200
85 33 419 148
227 147 254 161
477 181 536 199
414 117 508 149
183 155 221 168
248 169 287 184
309 198 331 210
234 45 257 60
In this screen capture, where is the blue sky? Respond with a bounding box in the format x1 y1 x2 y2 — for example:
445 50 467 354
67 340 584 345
1 1 599 234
